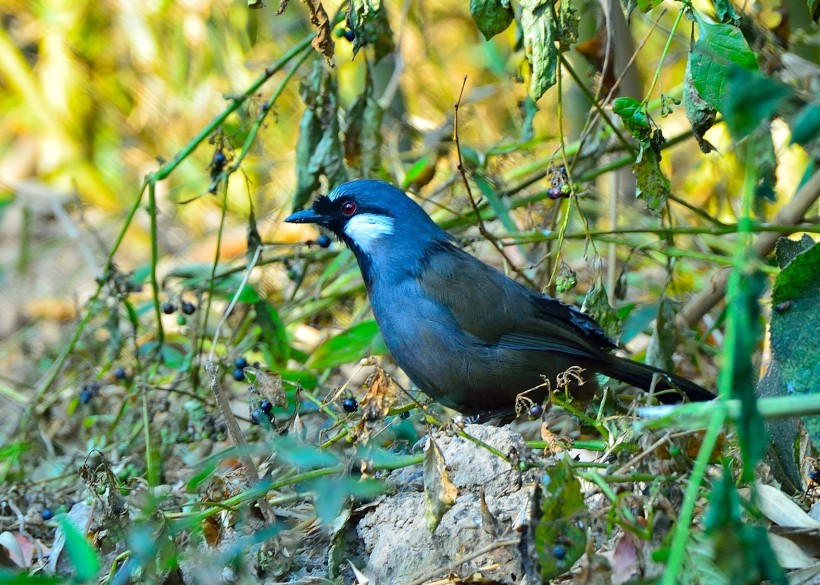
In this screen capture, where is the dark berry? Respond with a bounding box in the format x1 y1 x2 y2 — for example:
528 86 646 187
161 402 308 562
235 356 248 369
181 301 196 315
80 387 94 404
399 410 410 420
317 234 332 248
41 508 54 521
342 397 358 413
114 367 127 381
528 404 544 419
212 150 227 167
810 469 820 484
232 368 245 381
250 408 267 425
343 28 355 41
176 315 187 326
552 545 566 559
547 187 563 200
260 400 273 415
161 302 176 314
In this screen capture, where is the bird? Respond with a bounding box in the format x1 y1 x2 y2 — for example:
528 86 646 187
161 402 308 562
285 179 714 417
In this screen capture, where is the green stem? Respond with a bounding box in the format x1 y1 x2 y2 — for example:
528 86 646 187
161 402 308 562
661 406 726 583
147 34 315 183
559 53 636 157
638 383 820 427
644 7 686 105
147 180 164 351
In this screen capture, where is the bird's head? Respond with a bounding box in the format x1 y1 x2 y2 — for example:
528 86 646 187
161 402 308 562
284 180 448 260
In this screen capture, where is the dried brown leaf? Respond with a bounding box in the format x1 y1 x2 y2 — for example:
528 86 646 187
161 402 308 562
424 434 458 532
302 0 335 64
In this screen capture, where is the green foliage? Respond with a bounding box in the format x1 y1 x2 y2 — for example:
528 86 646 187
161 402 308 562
469 0 514 40
533 456 587 580
704 465 786 584
722 70 793 139
343 69 385 178
305 320 387 370
689 11 758 113
60 517 101 583
346 0 395 62
520 0 578 101
613 97 670 213
771 239 820 441
2 0 819 581
0 572 63 584
791 104 820 147
293 60 348 211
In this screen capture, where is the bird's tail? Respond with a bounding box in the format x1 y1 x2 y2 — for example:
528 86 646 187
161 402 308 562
604 356 714 403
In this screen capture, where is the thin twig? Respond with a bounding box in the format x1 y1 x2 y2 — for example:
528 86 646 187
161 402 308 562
452 76 536 288
678 168 820 328
404 536 521 585
204 360 276 524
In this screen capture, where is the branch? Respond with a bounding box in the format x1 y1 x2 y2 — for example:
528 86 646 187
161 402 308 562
452 76 537 288
678 168 820 328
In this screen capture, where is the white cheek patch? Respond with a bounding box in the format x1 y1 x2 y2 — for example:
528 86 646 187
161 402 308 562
344 213 395 253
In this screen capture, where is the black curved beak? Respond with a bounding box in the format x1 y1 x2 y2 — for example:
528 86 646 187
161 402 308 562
284 208 327 225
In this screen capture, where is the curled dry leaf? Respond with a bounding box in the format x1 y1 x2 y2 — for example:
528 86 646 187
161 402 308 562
359 365 396 421
423 433 458 532
302 0 335 64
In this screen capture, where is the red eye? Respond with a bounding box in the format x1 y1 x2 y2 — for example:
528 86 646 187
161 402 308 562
341 201 357 216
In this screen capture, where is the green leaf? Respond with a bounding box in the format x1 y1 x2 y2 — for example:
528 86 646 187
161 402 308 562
255 301 290 366
520 0 577 101
751 126 777 205
60 516 100 583
470 0 514 40
581 281 622 338
790 103 820 147
533 456 587 580
721 69 793 139
211 273 261 304
689 11 758 113
635 0 663 12
770 241 820 430
646 298 681 372
519 96 539 143
306 320 387 369
810 0 820 21
769 237 820 447
402 155 437 190
343 68 385 178
683 59 717 153
0 571 63 585
712 0 740 23
347 0 395 63
272 436 340 470
705 465 787 584
293 61 348 211
310 476 384 523
612 97 651 141
633 143 671 215
473 172 518 234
